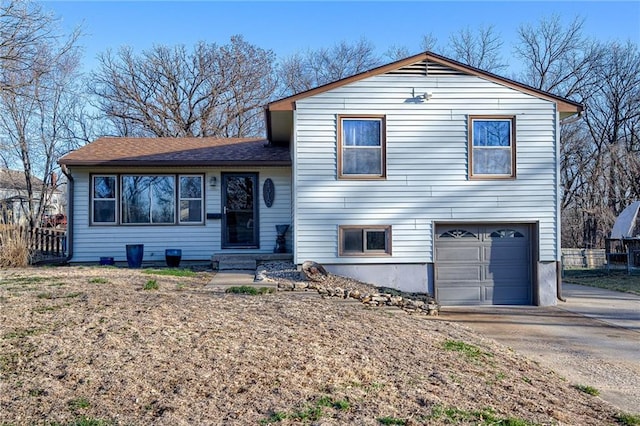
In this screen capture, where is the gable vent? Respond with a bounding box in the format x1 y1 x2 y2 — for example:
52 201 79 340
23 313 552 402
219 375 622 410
387 60 466 77
426 61 466 76
388 61 428 76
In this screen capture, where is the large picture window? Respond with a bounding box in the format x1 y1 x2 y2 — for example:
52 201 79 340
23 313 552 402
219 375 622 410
122 175 175 224
90 174 204 225
469 116 516 179
338 115 386 178
339 225 392 256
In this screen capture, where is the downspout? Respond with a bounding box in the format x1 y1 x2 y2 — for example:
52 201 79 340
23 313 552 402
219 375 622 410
557 260 566 302
60 165 73 263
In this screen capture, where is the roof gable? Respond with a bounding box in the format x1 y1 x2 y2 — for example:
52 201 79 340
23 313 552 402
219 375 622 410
267 51 583 115
0 168 44 190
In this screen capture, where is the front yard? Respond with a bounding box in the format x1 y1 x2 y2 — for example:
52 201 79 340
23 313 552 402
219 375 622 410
0 265 633 425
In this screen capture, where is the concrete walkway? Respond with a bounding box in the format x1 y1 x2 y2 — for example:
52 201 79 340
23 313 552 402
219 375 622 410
439 285 640 413
205 269 263 290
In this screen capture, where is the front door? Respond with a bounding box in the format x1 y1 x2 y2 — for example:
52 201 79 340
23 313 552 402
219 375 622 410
222 173 259 248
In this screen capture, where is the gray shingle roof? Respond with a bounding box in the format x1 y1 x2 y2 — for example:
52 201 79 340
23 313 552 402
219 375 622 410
0 168 44 190
58 137 291 167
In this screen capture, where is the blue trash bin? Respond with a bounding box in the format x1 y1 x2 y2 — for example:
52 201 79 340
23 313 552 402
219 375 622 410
165 249 182 267
126 244 144 268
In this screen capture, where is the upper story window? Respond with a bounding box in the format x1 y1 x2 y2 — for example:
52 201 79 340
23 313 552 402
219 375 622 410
338 115 386 179
90 174 204 225
469 116 516 179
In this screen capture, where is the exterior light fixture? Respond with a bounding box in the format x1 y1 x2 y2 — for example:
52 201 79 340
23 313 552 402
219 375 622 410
412 88 433 102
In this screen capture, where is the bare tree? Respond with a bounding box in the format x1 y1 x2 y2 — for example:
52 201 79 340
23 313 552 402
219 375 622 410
446 25 506 73
0 1 60 92
583 42 640 210
383 44 412 62
0 0 83 228
278 38 382 96
515 15 602 98
553 38 640 248
420 32 439 52
90 36 277 138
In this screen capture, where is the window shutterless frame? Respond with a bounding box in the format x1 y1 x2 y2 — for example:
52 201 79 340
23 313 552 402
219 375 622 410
121 174 176 225
337 115 386 179
178 175 204 224
91 174 117 225
89 173 205 226
338 225 392 256
468 115 516 179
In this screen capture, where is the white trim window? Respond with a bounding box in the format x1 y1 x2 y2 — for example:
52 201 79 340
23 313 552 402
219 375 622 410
92 175 117 224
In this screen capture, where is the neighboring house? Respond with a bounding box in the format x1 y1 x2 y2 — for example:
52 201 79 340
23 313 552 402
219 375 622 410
58 51 582 306
0 168 65 226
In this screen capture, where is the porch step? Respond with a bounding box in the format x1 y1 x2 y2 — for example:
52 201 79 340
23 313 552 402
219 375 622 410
211 253 293 271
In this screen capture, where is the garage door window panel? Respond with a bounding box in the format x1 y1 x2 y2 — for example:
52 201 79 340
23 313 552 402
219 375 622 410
439 229 478 239
490 229 525 238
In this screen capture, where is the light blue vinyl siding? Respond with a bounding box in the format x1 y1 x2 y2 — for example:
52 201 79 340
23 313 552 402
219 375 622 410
68 167 291 262
293 71 558 264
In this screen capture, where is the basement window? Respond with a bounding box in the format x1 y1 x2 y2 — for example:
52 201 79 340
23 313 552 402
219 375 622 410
339 225 391 256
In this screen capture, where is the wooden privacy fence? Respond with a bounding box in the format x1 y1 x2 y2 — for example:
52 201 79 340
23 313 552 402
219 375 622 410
29 227 66 257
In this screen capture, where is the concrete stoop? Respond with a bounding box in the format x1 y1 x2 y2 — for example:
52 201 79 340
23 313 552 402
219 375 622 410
211 253 293 271
207 253 293 290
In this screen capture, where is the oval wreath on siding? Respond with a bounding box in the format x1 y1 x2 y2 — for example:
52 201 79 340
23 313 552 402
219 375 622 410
263 178 275 207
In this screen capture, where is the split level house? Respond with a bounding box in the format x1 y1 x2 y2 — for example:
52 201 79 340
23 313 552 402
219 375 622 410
58 51 583 306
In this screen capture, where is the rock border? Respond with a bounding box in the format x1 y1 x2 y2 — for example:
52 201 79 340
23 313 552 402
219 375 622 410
256 260 441 316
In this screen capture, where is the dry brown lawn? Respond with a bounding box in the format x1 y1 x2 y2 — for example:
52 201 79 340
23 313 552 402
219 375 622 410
0 266 623 425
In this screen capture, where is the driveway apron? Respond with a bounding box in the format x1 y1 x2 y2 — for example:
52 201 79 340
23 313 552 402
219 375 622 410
438 284 640 413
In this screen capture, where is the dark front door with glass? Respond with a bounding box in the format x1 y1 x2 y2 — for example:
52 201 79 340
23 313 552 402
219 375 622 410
222 173 258 248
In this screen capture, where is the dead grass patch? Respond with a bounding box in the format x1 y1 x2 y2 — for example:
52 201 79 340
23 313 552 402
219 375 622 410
0 265 625 425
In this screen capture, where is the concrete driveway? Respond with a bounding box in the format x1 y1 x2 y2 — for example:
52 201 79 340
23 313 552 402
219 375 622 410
439 284 640 413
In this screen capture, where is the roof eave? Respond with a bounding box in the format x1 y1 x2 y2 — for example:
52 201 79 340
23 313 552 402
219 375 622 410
59 160 292 168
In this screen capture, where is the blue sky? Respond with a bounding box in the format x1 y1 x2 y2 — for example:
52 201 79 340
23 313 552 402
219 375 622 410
43 1 640 75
